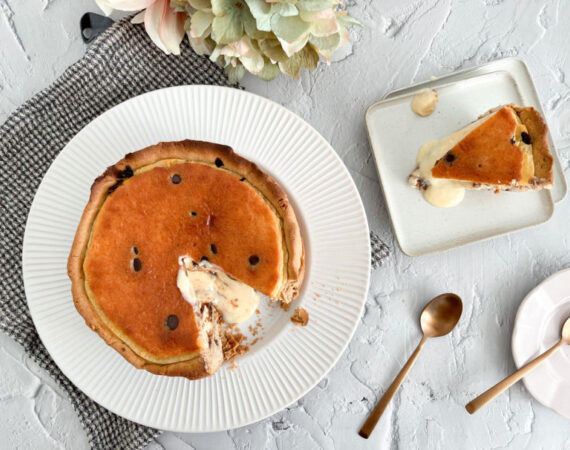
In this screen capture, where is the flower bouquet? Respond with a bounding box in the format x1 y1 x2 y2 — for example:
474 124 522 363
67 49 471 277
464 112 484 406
96 0 359 82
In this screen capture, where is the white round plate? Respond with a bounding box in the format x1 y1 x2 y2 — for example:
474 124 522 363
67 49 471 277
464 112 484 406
512 268 570 419
22 86 370 432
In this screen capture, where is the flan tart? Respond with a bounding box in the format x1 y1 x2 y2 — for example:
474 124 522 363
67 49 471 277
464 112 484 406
68 140 304 379
408 105 554 208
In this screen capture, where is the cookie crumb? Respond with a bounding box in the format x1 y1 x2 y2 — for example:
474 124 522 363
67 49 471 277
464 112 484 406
290 307 309 327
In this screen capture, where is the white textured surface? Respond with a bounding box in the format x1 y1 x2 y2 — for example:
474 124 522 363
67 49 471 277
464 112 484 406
2 0 570 449
22 85 370 432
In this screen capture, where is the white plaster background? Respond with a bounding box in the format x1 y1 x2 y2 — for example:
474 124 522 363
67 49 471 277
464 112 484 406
1 0 570 448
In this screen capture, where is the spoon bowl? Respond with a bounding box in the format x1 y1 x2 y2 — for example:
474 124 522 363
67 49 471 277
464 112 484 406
561 317 570 344
420 293 463 338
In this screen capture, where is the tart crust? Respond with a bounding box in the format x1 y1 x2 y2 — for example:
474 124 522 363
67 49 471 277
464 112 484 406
68 140 305 379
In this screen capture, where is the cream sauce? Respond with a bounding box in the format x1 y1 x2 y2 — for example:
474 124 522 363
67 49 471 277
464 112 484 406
415 115 489 208
177 256 259 324
411 89 438 117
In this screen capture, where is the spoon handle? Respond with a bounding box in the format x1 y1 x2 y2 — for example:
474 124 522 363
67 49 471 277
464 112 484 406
359 336 428 439
466 339 563 414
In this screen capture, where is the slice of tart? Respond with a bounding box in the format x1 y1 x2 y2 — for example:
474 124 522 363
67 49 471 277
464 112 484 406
408 105 554 208
68 140 304 379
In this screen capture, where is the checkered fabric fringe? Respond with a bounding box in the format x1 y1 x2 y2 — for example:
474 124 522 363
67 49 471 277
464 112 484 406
370 231 390 269
0 16 389 450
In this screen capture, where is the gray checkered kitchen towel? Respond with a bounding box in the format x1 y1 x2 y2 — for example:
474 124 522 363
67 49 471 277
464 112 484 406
0 15 389 450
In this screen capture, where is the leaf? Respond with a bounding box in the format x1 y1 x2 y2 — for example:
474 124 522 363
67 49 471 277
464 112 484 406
296 0 335 12
259 39 288 62
278 43 318 77
270 14 311 42
190 9 213 37
212 13 243 44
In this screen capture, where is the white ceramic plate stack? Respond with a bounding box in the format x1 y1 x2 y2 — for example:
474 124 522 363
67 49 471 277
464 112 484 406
22 86 371 432
365 58 567 256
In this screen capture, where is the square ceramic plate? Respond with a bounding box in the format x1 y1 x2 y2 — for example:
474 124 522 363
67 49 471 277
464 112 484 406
365 58 566 257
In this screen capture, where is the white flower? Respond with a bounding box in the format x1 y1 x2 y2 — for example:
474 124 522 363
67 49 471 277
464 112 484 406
96 0 185 55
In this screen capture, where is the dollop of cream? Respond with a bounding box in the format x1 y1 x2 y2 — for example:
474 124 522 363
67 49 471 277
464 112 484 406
177 256 259 324
414 115 488 208
411 89 438 117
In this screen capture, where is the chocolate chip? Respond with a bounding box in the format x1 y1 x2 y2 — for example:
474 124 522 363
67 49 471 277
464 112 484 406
171 174 182 184
444 152 455 164
117 165 134 179
132 258 142 272
210 244 218 254
510 136 515 145
132 246 138 255
206 214 215 227
200 256 209 262
215 158 224 167
107 180 123 194
249 255 260 265
521 132 532 145
166 315 179 330
190 211 197 217
240 177 246 181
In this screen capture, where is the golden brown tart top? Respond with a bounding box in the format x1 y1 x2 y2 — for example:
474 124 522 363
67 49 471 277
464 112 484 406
68 140 304 379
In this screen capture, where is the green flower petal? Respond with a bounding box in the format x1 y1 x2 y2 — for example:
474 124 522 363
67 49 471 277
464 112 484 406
308 32 340 50
296 0 335 12
245 0 271 20
189 0 212 10
258 61 281 80
226 63 246 83
270 14 311 42
336 12 361 27
170 0 188 13
212 14 243 44
190 10 213 38
278 34 309 56
211 0 234 15
278 43 318 77
259 39 288 62
274 3 298 16
242 7 263 36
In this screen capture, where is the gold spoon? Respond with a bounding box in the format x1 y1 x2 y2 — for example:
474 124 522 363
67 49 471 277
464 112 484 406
466 316 570 415
359 293 463 439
